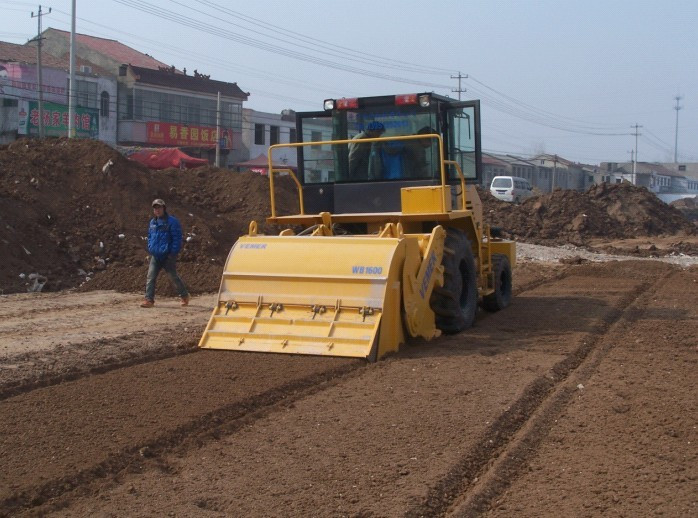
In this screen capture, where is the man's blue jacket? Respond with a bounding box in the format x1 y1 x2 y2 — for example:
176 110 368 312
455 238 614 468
147 214 183 259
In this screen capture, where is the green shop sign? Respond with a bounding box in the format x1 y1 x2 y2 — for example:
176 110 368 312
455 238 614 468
20 101 99 138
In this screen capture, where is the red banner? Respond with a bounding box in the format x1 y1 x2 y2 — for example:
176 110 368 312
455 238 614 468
146 122 232 148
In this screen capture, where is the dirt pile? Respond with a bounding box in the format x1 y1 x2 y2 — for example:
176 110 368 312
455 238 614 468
481 183 695 246
670 195 698 223
0 138 298 295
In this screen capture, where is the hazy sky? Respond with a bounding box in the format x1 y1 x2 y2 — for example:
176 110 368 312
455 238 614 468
2 0 696 164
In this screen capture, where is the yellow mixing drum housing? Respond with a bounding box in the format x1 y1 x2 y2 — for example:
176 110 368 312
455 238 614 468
199 93 516 361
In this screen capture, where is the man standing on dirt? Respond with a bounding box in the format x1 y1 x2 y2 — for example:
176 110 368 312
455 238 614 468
140 199 189 308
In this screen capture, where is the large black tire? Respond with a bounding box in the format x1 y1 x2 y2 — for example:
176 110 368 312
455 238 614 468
482 254 512 312
430 228 478 334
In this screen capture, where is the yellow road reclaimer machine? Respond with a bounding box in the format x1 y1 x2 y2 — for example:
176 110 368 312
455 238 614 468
199 93 515 361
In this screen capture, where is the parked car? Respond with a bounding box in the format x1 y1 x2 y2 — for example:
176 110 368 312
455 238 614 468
490 176 534 203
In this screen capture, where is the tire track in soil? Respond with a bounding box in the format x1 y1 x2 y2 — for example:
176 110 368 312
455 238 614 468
0 360 363 516
403 267 672 518
0 326 203 401
448 269 678 517
0 293 137 320
0 265 575 402
0 264 582 516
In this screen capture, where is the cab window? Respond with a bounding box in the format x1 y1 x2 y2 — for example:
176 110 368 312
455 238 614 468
333 105 439 183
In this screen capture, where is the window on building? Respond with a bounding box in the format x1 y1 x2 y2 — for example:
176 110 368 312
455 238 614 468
289 128 297 143
678 165 686 171
269 125 280 146
100 91 110 117
75 80 98 109
255 123 265 145
311 130 322 142
2 98 18 107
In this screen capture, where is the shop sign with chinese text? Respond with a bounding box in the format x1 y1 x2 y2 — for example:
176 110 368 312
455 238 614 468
18 101 99 138
146 122 232 148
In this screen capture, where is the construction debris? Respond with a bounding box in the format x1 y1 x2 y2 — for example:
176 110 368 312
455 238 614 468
0 138 694 295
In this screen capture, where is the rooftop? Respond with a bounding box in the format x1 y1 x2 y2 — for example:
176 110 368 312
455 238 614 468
0 40 65 67
129 65 248 100
46 28 169 70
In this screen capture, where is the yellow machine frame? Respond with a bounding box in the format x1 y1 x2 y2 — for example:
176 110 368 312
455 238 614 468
199 134 515 360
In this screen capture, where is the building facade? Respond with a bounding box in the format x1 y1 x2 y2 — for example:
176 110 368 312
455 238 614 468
241 108 297 168
39 28 248 165
116 65 247 165
0 40 116 145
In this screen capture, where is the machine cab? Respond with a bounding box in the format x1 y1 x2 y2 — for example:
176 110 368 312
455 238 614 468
284 93 482 214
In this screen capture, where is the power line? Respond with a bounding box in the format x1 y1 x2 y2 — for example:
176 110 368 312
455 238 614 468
188 0 455 76
111 0 453 90
48 4 637 137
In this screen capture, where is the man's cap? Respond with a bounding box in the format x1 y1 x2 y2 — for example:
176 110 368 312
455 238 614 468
366 121 385 133
152 198 166 207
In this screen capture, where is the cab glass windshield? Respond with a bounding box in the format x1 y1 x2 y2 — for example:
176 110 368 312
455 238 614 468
306 106 440 184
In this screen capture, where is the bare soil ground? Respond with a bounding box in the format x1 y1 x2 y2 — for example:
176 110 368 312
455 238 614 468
1 259 695 517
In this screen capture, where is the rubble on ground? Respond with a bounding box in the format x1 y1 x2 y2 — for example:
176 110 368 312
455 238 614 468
0 138 298 295
480 183 695 246
0 138 694 295
670 195 698 223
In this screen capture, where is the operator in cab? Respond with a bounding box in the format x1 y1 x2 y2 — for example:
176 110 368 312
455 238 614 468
348 121 385 180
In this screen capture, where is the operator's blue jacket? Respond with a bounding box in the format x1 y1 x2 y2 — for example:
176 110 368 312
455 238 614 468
147 214 183 259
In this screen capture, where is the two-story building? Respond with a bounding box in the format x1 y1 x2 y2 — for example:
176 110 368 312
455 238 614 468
0 40 116 145
39 28 248 164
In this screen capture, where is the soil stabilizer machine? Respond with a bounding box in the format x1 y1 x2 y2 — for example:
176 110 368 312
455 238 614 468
199 93 515 361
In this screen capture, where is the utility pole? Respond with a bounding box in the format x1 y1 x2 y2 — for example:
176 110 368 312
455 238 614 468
674 95 683 163
68 0 76 138
215 91 221 167
630 123 642 184
450 72 467 101
31 5 51 139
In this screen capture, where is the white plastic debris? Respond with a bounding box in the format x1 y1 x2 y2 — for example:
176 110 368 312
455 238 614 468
118 234 125 239
27 273 47 293
186 236 192 242
19 273 26 279
102 159 114 174
577 383 585 390
99 241 104 249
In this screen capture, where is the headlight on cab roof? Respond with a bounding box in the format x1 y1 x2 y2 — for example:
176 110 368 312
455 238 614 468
323 99 335 110
419 95 431 107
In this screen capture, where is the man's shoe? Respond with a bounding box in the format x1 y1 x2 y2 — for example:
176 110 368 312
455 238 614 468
140 299 154 308
180 296 189 307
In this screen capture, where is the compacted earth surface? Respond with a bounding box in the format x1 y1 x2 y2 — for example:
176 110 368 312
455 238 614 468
1 259 696 517
1 139 697 516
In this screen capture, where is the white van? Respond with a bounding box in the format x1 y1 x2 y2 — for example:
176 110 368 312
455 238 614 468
490 176 533 203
